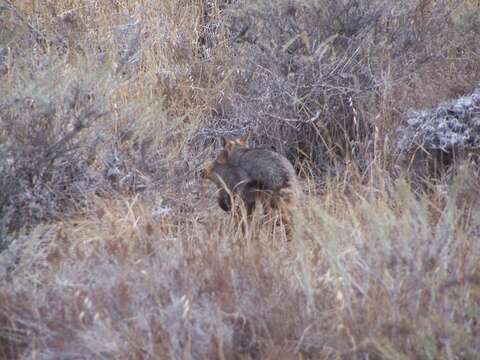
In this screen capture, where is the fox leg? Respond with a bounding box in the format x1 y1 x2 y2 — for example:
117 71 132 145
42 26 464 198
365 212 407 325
217 190 231 212
272 188 296 241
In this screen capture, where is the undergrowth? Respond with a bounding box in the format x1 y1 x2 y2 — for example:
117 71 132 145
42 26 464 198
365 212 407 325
1 0 480 358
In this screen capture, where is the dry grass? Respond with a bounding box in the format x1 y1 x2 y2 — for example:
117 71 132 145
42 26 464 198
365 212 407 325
1 0 480 358
1 169 479 358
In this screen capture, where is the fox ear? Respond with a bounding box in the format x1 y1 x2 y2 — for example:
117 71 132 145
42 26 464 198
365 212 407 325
237 135 248 147
217 150 228 164
220 138 237 153
221 137 236 152
226 141 235 153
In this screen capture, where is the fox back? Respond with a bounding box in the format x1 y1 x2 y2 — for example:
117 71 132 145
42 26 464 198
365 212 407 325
221 136 299 193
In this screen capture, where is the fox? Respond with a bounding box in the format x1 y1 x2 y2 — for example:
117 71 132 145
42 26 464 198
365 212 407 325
221 135 300 199
202 150 260 227
220 135 300 239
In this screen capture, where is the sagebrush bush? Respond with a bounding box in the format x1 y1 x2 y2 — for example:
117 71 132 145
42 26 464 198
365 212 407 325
0 0 212 243
0 64 110 243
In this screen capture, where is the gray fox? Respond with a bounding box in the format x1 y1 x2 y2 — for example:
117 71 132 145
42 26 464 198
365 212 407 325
220 135 300 239
221 136 300 200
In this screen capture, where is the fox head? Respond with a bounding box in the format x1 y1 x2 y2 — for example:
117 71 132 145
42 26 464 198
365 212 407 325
220 135 248 154
203 150 229 183
202 149 253 194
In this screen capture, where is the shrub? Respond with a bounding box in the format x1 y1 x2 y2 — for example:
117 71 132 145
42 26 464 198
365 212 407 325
0 64 116 246
199 0 480 180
